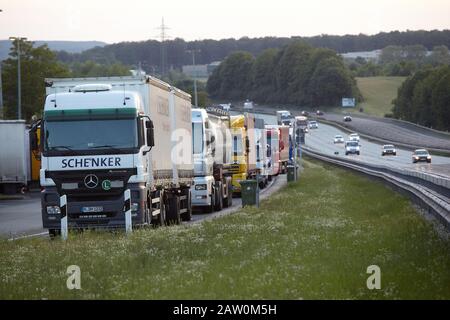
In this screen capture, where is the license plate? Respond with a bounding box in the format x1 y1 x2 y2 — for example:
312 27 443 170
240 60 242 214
81 206 104 213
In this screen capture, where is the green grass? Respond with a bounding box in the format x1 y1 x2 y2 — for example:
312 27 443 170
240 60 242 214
0 159 449 299
329 76 406 117
356 76 406 117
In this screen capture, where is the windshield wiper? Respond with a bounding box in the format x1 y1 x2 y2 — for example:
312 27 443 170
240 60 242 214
89 145 124 153
49 145 75 152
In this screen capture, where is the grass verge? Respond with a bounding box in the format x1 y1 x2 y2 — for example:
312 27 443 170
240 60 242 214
0 159 449 299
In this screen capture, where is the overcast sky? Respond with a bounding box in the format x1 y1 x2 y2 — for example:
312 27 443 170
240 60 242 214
1 0 449 43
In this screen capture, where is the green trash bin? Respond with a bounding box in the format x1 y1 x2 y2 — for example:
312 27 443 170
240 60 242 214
287 165 296 182
240 180 259 207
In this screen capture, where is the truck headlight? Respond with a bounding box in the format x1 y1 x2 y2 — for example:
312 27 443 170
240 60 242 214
46 206 61 215
195 184 207 190
427 156 431 159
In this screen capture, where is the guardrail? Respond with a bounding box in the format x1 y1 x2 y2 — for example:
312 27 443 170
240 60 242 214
302 146 450 230
316 118 450 155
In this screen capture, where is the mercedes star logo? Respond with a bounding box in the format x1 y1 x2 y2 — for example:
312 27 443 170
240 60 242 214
84 174 99 189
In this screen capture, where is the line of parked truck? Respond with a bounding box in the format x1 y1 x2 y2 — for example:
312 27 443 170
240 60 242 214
0 76 296 236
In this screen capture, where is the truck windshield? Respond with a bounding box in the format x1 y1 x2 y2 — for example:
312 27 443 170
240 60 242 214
44 119 138 153
192 122 203 154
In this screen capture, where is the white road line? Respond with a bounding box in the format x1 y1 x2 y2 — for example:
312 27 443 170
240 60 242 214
8 231 48 241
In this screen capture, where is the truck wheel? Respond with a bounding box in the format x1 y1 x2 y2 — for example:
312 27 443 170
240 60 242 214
224 180 233 208
181 189 192 221
165 194 180 225
214 184 223 211
204 187 215 213
48 229 60 239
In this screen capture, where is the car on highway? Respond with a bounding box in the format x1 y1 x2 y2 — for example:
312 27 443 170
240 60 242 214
382 144 397 156
316 110 324 116
334 135 344 144
345 141 360 155
344 115 352 122
308 120 318 129
412 149 431 163
348 133 360 142
301 110 309 116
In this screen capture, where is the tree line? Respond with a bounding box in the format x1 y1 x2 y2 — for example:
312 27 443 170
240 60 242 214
206 42 359 107
1 40 130 121
392 65 450 131
55 30 450 75
349 45 450 77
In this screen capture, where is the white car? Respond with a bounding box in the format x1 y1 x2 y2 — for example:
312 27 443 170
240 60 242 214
348 133 360 142
382 144 397 156
308 121 318 129
345 141 360 155
334 135 344 144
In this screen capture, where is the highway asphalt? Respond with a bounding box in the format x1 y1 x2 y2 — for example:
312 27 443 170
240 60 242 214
2 110 449 239
320 113 450 151
0 172 286 239
303 122 450 178
246 112 450 178
233 105 450 151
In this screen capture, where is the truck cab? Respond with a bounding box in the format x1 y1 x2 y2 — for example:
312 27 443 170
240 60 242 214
40 85 152 233
276 110 293 126
191 108 233 212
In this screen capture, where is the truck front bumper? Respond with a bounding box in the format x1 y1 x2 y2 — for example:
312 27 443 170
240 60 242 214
41 184 146 229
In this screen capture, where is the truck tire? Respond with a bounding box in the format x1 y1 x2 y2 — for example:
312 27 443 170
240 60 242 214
214 183 223 211
165 194 180 225
181 189 192 221
224 180 233 208
204 186 215 213
48 229 60 239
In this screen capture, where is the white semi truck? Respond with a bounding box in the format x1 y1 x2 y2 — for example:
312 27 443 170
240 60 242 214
191 107 233 212
38 76 194 235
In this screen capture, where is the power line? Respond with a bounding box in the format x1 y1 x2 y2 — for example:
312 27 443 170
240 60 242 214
156 17 170 77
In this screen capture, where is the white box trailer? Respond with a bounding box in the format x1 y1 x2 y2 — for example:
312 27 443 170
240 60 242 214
41 76 193 235
0 120 29 194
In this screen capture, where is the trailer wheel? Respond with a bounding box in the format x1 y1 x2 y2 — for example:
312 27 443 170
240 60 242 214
226 180 233 207
204 186 215 213
181 189 192 221
165 194 180 225
214 184 223 211
48 229 60 239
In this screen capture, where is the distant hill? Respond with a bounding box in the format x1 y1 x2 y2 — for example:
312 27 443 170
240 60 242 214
54 30 450 74
0 40 107 60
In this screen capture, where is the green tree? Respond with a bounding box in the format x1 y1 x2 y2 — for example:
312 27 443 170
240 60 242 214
432 68 450 130
380 45 404 64
275 41 313 104
249 48 277 102
209 51 254 100
2 39 70 120
70 60 131 77
308 57 354 106
428 45 450 66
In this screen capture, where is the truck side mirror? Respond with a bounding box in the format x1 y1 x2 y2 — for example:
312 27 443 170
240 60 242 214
30 130 38 151
146 120 155 147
